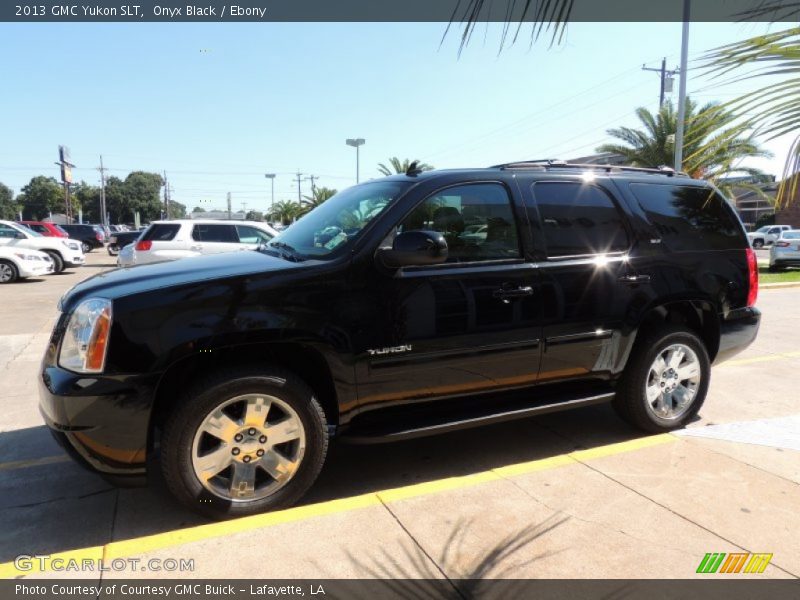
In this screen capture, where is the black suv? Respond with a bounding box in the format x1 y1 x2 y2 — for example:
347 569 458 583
39 162 760 518
59 223 105 253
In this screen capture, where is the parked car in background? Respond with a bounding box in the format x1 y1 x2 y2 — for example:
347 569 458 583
107 230 142 256
747 224 791 248
59 224 105 253
93 225 109 244
0 247 54 283
117 219 278 267
769 230 800 271
0 220 84 273
18 221 69 238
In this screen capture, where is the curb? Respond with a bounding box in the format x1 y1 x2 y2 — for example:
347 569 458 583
761 282 800 290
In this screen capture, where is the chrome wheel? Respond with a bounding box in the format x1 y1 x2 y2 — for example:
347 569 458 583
0 263 14 283
644 343 701 421
191 394 306 502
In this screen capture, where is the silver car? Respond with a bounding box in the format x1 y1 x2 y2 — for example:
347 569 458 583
769 229 800 271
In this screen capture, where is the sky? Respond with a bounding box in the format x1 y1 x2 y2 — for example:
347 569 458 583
0 21 794 214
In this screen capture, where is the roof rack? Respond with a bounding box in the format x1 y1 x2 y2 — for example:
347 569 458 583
491 159 686 177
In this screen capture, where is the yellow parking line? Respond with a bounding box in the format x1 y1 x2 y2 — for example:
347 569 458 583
0 455 69 472
719 350 800 368
0 433 675 578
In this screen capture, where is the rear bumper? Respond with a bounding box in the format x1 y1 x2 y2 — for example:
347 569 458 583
38 364 159 485
714 306 761 365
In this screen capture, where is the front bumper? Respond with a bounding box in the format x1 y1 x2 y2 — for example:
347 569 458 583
714 306 761 365
38 364 160 485
65 253 85 267
18 261 54 278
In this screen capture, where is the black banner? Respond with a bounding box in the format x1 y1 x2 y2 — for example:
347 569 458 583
2 0 800 23
4 580 800 600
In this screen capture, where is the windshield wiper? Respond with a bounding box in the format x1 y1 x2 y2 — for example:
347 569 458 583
262 240 304 262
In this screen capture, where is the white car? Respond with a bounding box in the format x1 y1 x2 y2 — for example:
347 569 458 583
0 220 84 273
0 247 54 283
117 219 279 267
747 224 792 248
769 230 800 272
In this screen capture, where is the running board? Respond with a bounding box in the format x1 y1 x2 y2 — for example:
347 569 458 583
339 391 615 444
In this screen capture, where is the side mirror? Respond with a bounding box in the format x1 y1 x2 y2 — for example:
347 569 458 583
379 230 448 268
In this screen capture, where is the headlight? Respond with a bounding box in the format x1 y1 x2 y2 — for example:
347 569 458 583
13 252 41 261
59 298 113 374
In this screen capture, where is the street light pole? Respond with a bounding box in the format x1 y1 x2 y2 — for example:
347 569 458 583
346 138 366 183
674 0 691 171
264 173 275 216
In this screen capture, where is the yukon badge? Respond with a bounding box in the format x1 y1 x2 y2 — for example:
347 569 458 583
367 345 413 356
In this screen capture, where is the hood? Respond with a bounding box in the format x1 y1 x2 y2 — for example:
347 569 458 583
60 250 306 311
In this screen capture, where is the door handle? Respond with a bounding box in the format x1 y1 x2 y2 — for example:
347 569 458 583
618 274 651 284
190 245 203 251
493 286 534 303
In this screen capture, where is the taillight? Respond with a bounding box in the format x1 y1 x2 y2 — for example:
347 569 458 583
775 241 790 247
135 240 152 251
745 247 758 307
96 233 103 241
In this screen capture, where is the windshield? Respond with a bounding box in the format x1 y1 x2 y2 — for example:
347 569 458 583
755 226 771 233
11 222 41 237
272 181 410 258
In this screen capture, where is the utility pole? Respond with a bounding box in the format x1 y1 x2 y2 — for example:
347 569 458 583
674 0 691 171
294 171 304 204
306 174 319 192
163 171 171 220
642 58 676 107
264 173 276 215
241 201 248 215
98 156 108 226
227 192 232 220
55 146 75 222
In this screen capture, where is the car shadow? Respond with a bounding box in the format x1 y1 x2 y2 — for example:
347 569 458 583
0 403 646 565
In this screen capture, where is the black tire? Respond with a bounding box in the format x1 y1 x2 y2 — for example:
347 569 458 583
44 251 64 274
613 325 710 433
768 265 783 273
81 241 92 253
161 365 328 519
0 260 19 283
752 239 764 249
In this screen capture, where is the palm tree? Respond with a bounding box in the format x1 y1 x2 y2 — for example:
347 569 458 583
301 186 337 214
377 157 434 177
597 98 771 197
704 26 800 204
268 200 302 226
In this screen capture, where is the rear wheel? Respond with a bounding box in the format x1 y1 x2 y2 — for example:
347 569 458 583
0 260 18 283
161 365 328 519
81 242 92 253
614 325 710 433
44 251 64 274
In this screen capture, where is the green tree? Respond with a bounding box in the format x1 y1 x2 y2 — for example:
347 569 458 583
377 157 433 177
166 200 186 219
268 200 302 225
301 186 337 213
124 171 164 222
17 176 66 220
73 182 102 223
703 26 800 204
0 182 19 220
245 210 264 221
597 98 771 196
192 206 206 213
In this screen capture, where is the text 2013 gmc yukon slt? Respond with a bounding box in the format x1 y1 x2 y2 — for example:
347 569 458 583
40 161 760 518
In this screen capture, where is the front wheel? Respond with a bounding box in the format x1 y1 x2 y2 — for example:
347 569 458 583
614 326 710 433
161 366 328 519
752 239 764 249
0 260 18 283
44 251 64 274
81 242 92 253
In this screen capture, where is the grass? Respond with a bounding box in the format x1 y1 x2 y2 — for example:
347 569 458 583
759 266 800 284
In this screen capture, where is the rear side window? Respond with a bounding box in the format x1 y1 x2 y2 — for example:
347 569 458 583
192 224 238 243
530 182 629 257
142 224 180 242
629 184 745 251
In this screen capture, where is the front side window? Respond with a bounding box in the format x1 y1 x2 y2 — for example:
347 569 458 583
0 224 18 238
236 225 273 244
192 224 238 243
530 182 629 257
273 181 409 259
398 183 520 262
